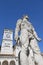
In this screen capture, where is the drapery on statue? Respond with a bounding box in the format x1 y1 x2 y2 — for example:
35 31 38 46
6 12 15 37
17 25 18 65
14 15 43 65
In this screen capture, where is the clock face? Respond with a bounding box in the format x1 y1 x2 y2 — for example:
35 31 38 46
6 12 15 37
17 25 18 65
6 33 10 38
3 30 13 40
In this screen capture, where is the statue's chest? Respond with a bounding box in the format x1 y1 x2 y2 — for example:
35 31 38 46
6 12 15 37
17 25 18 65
21 22 27 28
21 22 31 30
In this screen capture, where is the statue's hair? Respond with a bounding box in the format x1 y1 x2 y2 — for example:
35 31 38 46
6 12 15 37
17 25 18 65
21 14 29 20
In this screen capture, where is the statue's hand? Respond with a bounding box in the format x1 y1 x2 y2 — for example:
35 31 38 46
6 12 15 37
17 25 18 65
37 37 41 41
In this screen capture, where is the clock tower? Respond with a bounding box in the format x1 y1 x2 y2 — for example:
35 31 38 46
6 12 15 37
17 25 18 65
1 29 13 54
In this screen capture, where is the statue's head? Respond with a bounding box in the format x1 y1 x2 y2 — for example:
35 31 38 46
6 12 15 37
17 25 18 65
22 15 29 20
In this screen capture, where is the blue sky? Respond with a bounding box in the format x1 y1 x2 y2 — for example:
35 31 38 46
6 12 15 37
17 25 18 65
0 0 43 52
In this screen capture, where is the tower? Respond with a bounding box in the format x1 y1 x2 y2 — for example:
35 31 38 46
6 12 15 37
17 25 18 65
1 29 13 54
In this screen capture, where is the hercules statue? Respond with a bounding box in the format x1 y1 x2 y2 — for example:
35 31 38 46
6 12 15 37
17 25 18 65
14 15 43 65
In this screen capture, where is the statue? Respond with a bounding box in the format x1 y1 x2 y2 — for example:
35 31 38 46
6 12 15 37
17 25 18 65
14 15 43 65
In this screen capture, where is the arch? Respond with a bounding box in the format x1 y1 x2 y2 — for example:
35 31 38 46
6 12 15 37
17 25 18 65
0 62 1 65
2 60 8 65
10 60 15 65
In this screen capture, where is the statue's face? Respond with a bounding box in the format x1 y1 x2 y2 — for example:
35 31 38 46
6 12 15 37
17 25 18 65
23 15 29 20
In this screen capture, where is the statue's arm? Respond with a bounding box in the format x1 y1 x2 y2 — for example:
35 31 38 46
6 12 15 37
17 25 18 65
26 21 41 41
14 19 22 41
31 25 41 41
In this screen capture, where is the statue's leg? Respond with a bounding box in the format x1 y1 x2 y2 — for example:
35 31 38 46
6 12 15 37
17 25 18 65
20 48 29 65
34 53 43 65
28 55 35 65
20 32 29 65
28 47 35 65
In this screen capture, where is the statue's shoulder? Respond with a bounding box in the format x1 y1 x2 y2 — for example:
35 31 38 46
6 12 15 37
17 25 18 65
27 21 32 25
17 19 22 23
16 19 22 25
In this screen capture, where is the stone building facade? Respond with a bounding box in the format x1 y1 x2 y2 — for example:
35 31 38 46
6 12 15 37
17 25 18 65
0 29 18 65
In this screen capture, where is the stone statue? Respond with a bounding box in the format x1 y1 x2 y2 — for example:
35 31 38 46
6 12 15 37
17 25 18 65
14 15 43 65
